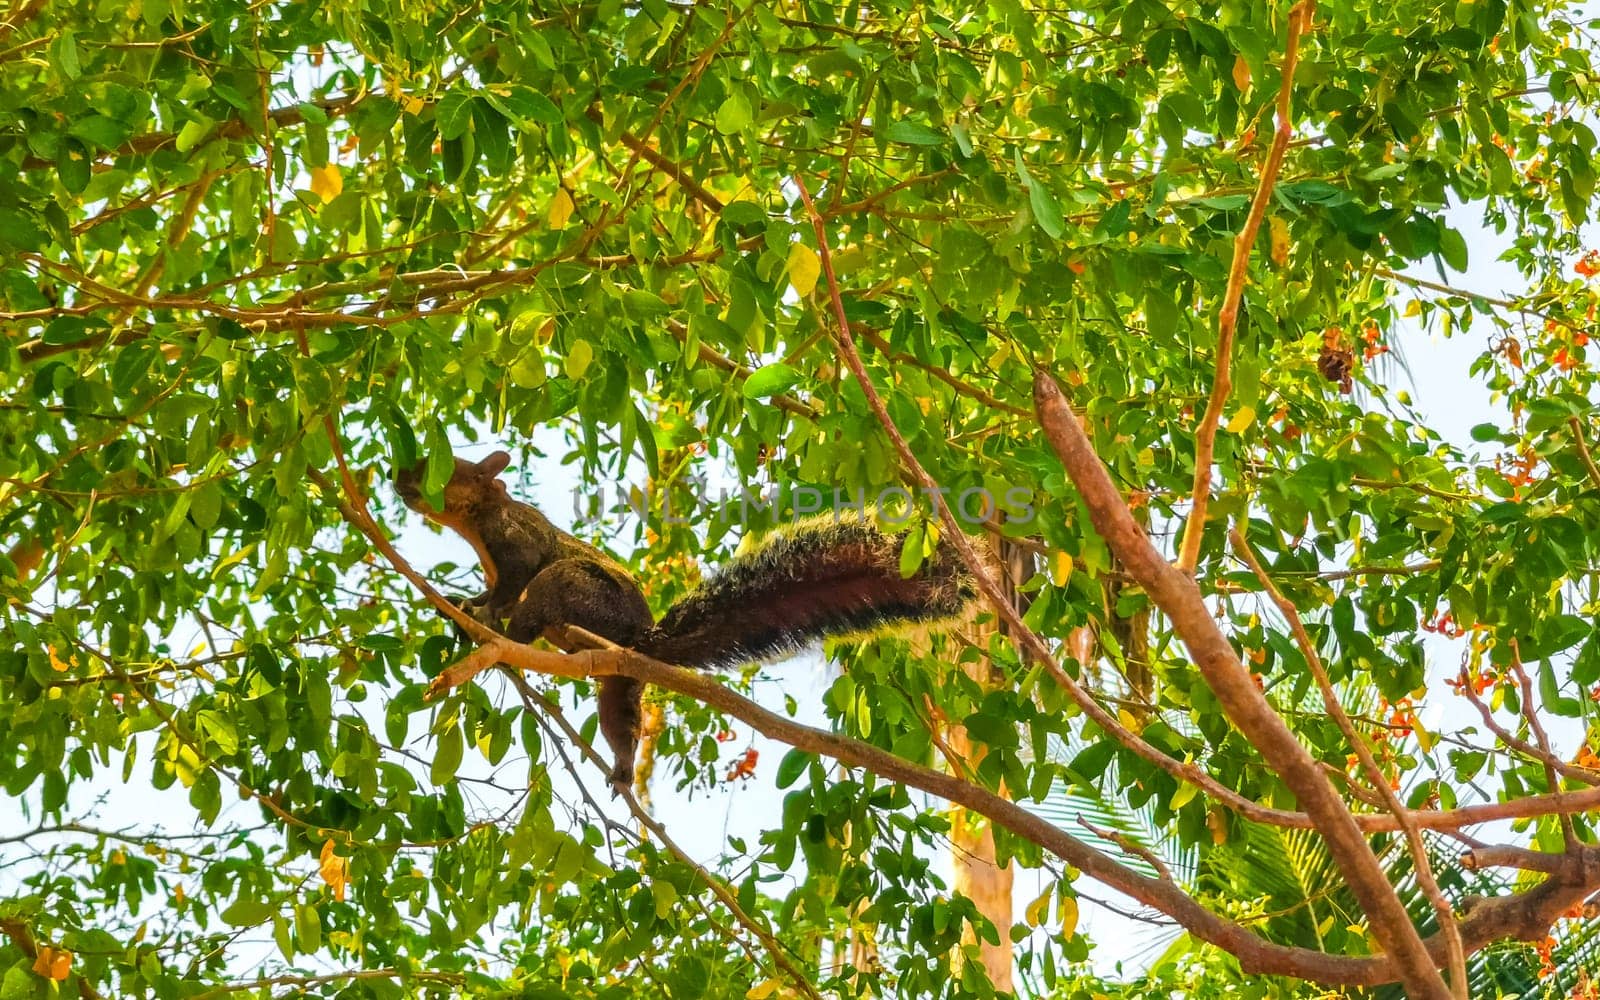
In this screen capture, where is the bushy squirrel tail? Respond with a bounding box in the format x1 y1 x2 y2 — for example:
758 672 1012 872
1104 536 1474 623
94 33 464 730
638 519 975 669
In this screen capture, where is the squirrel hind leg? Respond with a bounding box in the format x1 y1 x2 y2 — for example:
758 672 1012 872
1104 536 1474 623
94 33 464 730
502 560 654 789
598 675 644 792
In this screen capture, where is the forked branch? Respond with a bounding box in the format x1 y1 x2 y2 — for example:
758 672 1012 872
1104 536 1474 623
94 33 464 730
1033 371 1450 998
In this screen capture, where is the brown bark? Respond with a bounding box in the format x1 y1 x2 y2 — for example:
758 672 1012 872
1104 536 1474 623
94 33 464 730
456 631 1600 988
1033 370 1451 998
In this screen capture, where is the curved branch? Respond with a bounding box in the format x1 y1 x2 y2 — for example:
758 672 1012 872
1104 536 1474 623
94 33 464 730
458 632 1600 988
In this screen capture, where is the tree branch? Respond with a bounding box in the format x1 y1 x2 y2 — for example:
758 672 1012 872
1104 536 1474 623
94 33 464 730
1459 672 1600 787
788 177 1341 855
1032 369 1450 998
1508 643 1577 851
1177 0 1313 574
1569 416 1600 491
436 630 1600 988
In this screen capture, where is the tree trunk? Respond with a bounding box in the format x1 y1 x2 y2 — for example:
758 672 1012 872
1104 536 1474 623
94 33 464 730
942 535 1032 992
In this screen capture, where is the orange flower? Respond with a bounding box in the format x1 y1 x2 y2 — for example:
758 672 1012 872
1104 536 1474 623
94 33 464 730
725 748 760 782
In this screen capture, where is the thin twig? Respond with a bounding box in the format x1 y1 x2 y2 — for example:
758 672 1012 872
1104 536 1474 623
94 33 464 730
1376 267 1596 340
1508 642 1577 851
1177 0 1314 574
1078 818 1174 883
1569 417 1600 491
1459 673 1600 787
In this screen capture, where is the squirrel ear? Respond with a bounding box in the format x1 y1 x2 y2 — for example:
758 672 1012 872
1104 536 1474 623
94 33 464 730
479 451 512 477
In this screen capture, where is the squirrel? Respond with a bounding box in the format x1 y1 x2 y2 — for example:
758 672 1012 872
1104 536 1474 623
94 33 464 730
394 450 974 790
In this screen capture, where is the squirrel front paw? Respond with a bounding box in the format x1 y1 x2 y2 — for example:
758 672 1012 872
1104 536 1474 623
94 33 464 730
447 595 497 646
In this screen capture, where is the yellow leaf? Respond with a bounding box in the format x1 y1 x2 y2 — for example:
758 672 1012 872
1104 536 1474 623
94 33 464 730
1404 299 1423 317
1225 405 1256 434
173 882 185 905
565 339 594 380
1268 215 1290 266
1024 887 1052 927
399 93 425 116
746 980 780 1000
48 646 72 672
787 241 820 297
1208 807 1229 844
1232 54 1251 93
1171 780 1199 810
1049 552 1072 587
1058 895 1080 939
1117 708 1142 733
319 838 348 902
1414 720 1436 752
309 164 342 204
547 188 575 228
31 946 71 981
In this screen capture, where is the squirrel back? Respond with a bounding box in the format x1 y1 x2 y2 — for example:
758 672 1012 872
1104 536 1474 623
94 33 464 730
644 518 974 668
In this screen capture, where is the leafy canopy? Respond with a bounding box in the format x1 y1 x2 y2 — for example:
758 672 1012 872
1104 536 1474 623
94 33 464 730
3 0 1600 996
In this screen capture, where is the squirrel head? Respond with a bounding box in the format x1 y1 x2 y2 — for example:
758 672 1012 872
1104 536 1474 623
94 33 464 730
393 450 512 522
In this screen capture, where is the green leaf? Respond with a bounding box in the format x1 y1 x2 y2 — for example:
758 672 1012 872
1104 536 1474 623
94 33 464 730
273 914 294 962
189 481 223 530
716 93 752 134
222 893 275 927
1028 180 1066 240
69 114 132 150
51 30 80 79
56 140 90 195
879 121 942 146
482 85 562 127
775 749 810 789
175 118 212 153
1 963 35 1000
1439 226 1469 271
742 363 802 399
431 723 464 785
435 91 477 141
295 903 322 952
898 520 927 578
